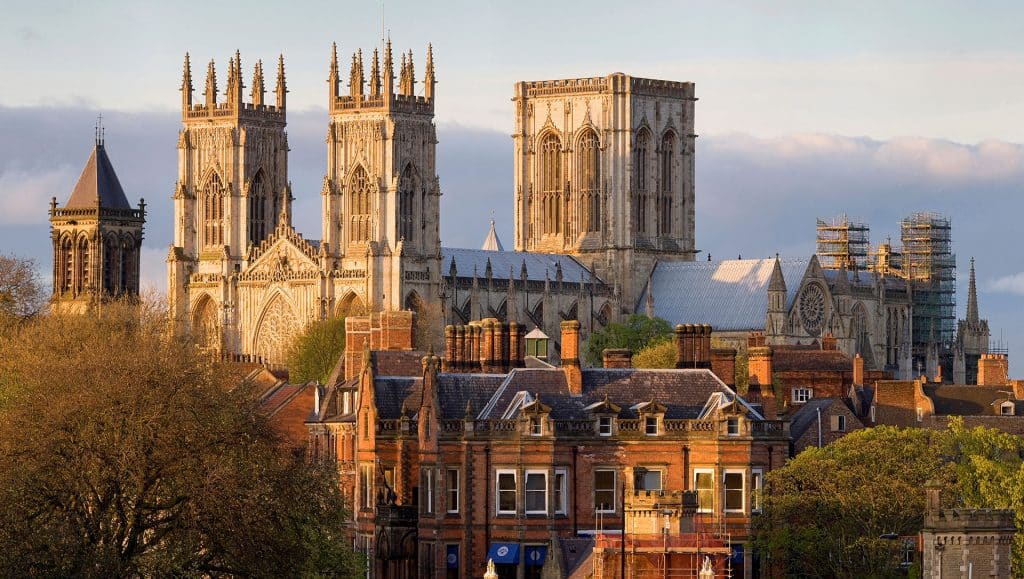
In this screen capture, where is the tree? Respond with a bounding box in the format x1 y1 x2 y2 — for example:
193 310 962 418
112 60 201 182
0 302 362 577
0 254 46 332
632 338 676 369
756 423 1024 577
288 316 347 384
584 314 672 367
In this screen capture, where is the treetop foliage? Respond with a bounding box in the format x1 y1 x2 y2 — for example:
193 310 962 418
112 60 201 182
288 316 347 385
584 314 672 366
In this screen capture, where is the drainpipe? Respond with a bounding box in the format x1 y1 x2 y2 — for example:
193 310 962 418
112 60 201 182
817 406 823 448
484 446 491 554
572 445 579 535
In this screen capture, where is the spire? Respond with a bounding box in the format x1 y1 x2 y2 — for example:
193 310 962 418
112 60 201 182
406 49 415 96
251 60 265 106
231 49 244 105
399 52 408 96
482 219 504 251
181 53 193 111
349 49 364 98
275 54 287 109
204 59 217 107
383 36 394 98
328 42 339 103
834 259 850 294
370 48 381 97
769 257 786 293
966 257 979 324
424 43 435 100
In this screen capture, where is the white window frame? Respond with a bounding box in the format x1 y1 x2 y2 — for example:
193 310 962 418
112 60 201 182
446 468 460 514
751 468 764 513
524 470 548 514
723 469 745 514
554 468 568 515
836 414 846 432
694 468 715 514
496 469 517 515
424 468 435 514
727 416 740 436
644 415 659 436
792 387 812 404
637 467 663 492
916 407 923 422
1001 402 1014 415
594 469 617 513
360 463 374 509
598 415 613 436
529 416 543 436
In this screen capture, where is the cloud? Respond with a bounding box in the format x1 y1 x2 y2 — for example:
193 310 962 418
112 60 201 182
0 166 78 225
988 272 1024 296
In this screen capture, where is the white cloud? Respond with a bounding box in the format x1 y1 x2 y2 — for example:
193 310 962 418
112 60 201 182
988 272 1024 296
0 166 78 225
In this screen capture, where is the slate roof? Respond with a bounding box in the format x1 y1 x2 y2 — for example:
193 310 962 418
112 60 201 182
65 143 132 209
924 385 1024 416
372 373 508 420
644 258 809 330
441 247 599 283
789 398 843 440
372 351 424 378
772 345 853 373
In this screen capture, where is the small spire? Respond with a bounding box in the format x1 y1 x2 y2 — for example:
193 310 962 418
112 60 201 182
94 113 104 147
181 53 193 110
370 48 381 97
424 43 435 100
966 257 980 324
406 49 415 96
251 60 265 106
204 59 217 107
328 42 339 103
399 52 408 96
383 36 394 97
275 54 287 109
769 256 786 293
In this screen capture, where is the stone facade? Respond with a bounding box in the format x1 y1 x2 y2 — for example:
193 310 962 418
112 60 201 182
921 484 1015 579
512 74 697 312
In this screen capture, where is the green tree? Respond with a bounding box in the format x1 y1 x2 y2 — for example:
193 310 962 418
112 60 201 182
0 254 45 333
287 316 347 384
584 314 672 366
632 338 676 369
756 423 1024 577
0 302 362 577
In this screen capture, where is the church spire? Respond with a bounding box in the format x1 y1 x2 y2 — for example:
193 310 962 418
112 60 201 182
251 60 265 106
405 49 415 96
350 49 364 98
966 257 979 324
424 43 435 100
383 36 394 99
204 59 217 107
275 54 287 109
328 42 339 103
181 53 193 111
370 47 381 97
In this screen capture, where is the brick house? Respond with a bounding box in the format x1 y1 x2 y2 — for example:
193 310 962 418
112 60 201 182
869 375 1024 434
308 316 790 579
788 398 864 455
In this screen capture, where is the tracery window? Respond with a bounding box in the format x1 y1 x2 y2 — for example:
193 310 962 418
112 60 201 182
578 129 601 233
539 134 562 235
398 165 417 244
659 131 675 236
120 235 135 294
201 174 225 248
635 129 650 234
349 166 372 243
75 237 90 292
103 235 119 294
60 237 73 293
248 171 268 247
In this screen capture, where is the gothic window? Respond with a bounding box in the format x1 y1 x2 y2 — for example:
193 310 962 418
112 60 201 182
201 173 225 248
103 235 119 294
398 165 418 244
254 294 300 364
539 133 562 235
852 302 870 356
60 237 73 293
192 296 219 352
634 129 651 235
659 131 675 236
349 166 372 243
578 129 601 233
75 236 90 293
248 171 268 247
120 234 135 294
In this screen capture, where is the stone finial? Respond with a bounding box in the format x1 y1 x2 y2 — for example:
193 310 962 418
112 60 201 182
181 53 193 110
370 47 381 97
424 43 435 100
250 60 265 106
275 54 287 109
204 59 217 107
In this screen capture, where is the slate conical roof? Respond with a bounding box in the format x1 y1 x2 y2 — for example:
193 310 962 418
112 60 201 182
64 142 131 209
481 219 505 252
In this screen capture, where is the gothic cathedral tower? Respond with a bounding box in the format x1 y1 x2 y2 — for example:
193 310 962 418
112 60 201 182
512 75 696 313
50 131 146 313
321 40 441 314
168 51 289 352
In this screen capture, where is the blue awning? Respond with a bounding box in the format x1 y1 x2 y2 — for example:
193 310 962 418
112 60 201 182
487 543 520 565
524 545 548 566
446 545 459 569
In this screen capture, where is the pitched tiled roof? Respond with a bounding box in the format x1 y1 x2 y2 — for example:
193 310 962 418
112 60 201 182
374 377 422 419
441 247 599 283
65 143 132 209
789 398 841 440
643 258 808 330
772 346 853 373
924 385 1024 416
259 383 307 416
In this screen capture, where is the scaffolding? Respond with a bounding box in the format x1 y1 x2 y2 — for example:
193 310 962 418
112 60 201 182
816 215 870 271
900 212 956 349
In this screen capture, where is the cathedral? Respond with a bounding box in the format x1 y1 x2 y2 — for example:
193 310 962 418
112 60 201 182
164 43 696 364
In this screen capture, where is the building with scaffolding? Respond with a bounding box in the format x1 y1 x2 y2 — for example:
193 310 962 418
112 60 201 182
815 215 870 272
900 213 956 375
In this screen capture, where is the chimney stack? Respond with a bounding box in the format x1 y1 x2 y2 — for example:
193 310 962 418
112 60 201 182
748 345 777 419
978 353 1009 386
711 348 737 386
673 324 713 368
821 333 837 351
853 353 865 386
602 348 633 369
561 320 583 395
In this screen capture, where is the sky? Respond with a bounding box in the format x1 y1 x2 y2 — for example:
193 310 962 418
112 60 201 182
1 0 1022 373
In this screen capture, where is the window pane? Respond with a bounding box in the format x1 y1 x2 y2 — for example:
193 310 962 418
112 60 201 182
554 472 566 513
498 473 516 512
642 470 662 491
724 472 743 511
751 472 763 512
695 472 713 512
525 473 546 512
595 470 615 511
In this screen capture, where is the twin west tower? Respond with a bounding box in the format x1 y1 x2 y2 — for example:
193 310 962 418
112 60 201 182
167 42 696 363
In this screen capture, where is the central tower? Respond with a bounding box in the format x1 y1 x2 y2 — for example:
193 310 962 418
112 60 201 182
512 74 696 311
321 40 441 313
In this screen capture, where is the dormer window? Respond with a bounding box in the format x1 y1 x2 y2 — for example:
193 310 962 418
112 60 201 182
727 416 740 436
529 416 543 436
645 416 659 436
585 395 621 437
598 416 614 436
1000 401 1015 416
